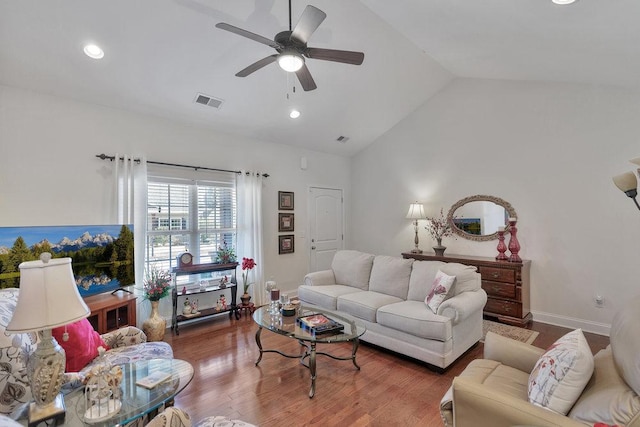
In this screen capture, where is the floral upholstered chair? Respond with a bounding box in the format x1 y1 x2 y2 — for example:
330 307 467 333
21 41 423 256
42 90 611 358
0 288 173 420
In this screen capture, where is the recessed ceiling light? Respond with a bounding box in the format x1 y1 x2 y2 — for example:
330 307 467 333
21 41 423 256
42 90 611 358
83 44 104 59
552 0 577 4
289 109 301 119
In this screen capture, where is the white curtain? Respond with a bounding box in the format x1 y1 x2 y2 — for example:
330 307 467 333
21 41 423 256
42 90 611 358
236 171 265 306
114 154 147 290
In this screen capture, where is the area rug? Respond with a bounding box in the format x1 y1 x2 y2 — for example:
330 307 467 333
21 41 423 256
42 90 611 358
482 319 539 345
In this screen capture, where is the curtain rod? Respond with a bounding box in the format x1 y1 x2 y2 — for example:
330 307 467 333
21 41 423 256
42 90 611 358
95 154 269 177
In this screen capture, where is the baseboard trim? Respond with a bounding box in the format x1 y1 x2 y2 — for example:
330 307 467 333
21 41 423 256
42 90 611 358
532 310 611 337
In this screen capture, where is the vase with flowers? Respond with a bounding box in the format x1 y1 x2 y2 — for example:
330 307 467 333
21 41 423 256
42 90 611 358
425 208 454 256
240 257 256 305
142 266 171 342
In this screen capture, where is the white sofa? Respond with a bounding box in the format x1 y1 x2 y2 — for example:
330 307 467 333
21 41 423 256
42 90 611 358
298 250 487 370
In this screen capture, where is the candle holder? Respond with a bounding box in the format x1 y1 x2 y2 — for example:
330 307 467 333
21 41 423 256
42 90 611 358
496 229 508 261
507 218 522 262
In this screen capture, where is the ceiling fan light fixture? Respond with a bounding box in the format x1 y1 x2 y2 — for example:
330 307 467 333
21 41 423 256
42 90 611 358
552 0 577 4
278 53 304 72
289 109 301 119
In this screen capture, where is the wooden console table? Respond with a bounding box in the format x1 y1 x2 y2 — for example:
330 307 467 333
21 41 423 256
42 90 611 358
402 253 531 326
84 292 138 333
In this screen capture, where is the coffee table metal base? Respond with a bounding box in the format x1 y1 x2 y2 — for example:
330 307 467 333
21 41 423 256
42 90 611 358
254 326 361 398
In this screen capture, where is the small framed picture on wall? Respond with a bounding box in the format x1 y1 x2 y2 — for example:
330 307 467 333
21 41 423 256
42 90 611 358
279 235 295 254
278 213 294 232
278 191 294 210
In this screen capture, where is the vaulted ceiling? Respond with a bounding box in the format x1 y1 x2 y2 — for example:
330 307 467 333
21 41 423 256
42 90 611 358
2 1 639 156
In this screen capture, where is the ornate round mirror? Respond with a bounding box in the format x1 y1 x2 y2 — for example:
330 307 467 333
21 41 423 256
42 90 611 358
447 195 517 242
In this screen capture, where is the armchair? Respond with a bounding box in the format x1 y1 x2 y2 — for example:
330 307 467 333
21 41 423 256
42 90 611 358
0 288 172 420
441 296 640 427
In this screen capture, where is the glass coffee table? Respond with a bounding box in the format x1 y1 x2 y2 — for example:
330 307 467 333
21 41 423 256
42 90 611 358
24 359 194 427
253 305 366 398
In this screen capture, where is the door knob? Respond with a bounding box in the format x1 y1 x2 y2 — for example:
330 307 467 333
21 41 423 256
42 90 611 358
311 246 316 250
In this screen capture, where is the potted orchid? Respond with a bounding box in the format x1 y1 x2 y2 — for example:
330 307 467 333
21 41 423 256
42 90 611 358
240 257 256 304
425 208 454 255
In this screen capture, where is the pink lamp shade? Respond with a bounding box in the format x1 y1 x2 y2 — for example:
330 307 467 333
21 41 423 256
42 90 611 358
7 254 90 333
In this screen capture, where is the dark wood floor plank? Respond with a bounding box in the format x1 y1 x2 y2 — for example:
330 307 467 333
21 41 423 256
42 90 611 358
164 315 609 426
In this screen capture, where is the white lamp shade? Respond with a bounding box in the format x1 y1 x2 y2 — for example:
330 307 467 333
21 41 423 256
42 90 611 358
406 203 426 219
278 53 304 72
613 171 638 193
6 256 90 333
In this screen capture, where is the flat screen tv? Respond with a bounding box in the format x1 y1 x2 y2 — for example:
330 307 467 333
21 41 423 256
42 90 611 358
0 224 135 298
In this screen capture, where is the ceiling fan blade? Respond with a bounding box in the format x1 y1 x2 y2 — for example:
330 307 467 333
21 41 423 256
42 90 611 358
215 22 281 49
290 5 326 45
306 47 364 65
235 55 278 77
295 64 317 91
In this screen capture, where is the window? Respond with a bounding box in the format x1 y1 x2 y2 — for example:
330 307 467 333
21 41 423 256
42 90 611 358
146 172 236 275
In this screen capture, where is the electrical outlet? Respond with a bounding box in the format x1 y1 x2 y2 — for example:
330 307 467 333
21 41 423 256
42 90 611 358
594 295 605 308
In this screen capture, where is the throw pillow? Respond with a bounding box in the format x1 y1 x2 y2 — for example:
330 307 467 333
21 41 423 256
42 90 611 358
425 270 456 313
52 319 109 372
528 329 594 415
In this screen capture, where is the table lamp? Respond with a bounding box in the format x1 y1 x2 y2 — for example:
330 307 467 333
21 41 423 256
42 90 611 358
406 202 426 253
6 253 90 426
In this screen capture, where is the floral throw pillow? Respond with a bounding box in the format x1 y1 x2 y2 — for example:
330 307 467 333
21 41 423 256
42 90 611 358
528 329 594 415
425 270 455 313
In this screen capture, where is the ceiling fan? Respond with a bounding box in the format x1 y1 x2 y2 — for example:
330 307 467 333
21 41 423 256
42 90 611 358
215 1 364 91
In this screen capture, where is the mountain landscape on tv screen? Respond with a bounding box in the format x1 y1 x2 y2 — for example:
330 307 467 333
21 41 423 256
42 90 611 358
0 224 135 297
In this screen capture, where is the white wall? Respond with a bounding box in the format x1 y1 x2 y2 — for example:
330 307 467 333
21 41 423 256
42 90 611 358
0 84 351 325
351 78 640 335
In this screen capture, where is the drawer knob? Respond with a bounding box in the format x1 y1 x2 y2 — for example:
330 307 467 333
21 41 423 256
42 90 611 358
491 272 500 278
492 286 501 293
504 307 512 312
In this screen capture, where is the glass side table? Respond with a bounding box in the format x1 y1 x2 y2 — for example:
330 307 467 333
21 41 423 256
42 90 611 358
20 358 194 427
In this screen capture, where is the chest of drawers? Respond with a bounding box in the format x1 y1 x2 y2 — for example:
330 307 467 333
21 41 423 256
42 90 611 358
402 253 531 326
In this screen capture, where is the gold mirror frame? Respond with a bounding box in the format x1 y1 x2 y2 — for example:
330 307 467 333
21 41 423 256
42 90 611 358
447 195 517 242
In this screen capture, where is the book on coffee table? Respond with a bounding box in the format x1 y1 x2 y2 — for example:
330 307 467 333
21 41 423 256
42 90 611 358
297 313 344 336
136 371 171 389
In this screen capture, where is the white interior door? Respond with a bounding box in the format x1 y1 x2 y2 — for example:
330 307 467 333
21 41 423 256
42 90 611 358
308 187 344 272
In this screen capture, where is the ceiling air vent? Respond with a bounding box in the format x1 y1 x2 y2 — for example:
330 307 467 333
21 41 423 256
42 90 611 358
336 136 349 143
194 93 224 109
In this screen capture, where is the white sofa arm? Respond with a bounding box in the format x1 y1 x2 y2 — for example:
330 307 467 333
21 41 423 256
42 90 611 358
304 270 336 286
437 289 487 324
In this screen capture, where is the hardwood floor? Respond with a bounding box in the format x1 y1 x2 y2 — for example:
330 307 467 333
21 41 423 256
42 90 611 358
165 315 609 427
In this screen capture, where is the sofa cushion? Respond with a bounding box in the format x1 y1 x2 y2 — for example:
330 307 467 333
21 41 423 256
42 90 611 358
459 358 531 399
609 295 640 396
298 285 363 310
439 263 480 296
368 256 413 299
52 318 109 372
331 250 375 290
426 270 456 313
337 291 403 323
569 346 640 426
377 301 452 341
528 329 594 415
407 260 445 302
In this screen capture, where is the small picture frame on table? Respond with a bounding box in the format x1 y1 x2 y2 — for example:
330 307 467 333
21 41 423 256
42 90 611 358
279 235 295 254
278 213 294 232
278 191 294 210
